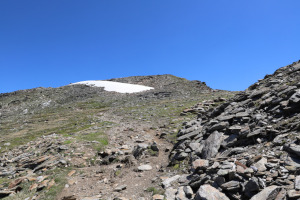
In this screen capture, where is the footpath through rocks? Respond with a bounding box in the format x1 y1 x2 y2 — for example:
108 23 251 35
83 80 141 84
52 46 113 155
59 111 173 200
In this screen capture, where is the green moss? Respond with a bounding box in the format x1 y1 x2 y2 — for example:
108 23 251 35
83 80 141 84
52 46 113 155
173 164 180 170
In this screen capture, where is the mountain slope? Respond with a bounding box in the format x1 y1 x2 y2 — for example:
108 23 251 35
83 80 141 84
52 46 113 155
0 75 234 199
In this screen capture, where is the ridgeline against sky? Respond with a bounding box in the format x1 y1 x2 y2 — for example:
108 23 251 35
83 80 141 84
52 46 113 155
1 1 300 93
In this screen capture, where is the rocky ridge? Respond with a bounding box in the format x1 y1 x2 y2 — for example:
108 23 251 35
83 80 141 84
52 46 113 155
168 60 300 199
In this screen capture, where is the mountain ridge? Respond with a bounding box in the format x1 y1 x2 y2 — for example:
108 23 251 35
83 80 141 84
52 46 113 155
1 60 300 199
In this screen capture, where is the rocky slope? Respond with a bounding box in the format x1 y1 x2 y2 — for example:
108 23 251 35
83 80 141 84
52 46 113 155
168 60 300 199
0 75 234 199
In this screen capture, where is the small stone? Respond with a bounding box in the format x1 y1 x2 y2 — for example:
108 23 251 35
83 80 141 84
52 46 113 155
217 169 230 176
192 159 209 170
36 176 46 183
30 183 38 191
165 187 177 200
68 179 77 186
176 186 189 200
253 157 267 172
114 185 127 192
68 170 76 177
61 195 77 200
138 165 152 171
152 194 164 200
59 145 69 150
288 190 300 198
183 186 193 198
162 175 180 188
221 181 240 191
295 176 300 190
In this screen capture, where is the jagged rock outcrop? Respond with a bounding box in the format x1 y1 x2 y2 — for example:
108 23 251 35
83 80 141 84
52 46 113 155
169 60 300 199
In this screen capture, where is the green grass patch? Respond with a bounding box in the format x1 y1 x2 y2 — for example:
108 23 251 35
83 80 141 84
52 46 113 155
146 186 164 195
76 132 108 151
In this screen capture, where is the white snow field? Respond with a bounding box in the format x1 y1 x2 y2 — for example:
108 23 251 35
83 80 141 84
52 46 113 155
70 80 154 94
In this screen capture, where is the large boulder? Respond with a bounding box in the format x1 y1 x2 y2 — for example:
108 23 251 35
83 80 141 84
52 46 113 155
201 131 223 159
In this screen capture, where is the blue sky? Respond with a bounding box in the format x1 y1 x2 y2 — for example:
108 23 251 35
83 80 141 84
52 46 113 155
1 1 300 93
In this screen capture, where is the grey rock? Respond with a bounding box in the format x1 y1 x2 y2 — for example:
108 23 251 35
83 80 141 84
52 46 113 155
137 164 152 171
295 176 300 190
253 157 267 172
114 185 127 192
217 115 235 121
59 145 69 150
235 112 249 118
162 175 181 188
176 186 189 200
228 125 242 134
189 143 201 151
250 186 280 200
209 122 229 132
132 143 148 158
194 184 230 200
244 177 260 198
222 134 238 148
273 133 289 145
192 159 209 170
201 131 223 159
221 181 240 191
287 189 300 199
177 130 201 141
150 142 159 152
183 186 193 198
289 89 300 104
165 187 177 200
284 144 300 157
247 128 264 138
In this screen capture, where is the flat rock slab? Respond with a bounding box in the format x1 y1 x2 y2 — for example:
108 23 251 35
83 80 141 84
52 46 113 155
177 130 200 141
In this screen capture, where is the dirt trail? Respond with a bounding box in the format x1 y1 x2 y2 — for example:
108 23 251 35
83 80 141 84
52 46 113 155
59 109 173 200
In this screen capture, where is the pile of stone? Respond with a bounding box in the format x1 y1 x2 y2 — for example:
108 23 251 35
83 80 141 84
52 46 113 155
180 98 226 116
0 134 77 199
168 61 300 199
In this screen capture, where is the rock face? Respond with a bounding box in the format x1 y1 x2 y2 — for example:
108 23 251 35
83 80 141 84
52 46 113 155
169 60 300 199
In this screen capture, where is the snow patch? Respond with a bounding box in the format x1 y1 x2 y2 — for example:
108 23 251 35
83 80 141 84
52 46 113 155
70 80 154 94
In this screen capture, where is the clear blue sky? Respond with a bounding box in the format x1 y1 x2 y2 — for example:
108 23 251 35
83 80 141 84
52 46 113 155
1 1 300 93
